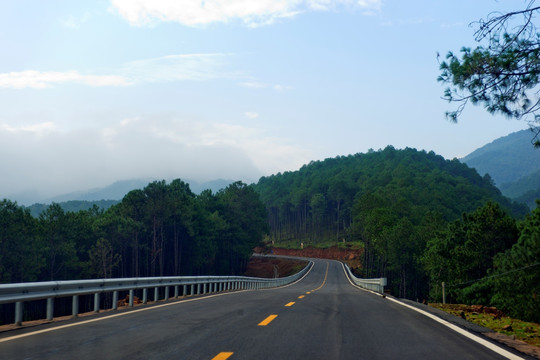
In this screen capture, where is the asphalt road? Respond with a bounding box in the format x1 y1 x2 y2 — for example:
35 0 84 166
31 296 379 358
0 259 530 360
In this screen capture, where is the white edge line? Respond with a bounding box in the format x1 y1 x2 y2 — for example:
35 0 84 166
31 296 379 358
0 262 314 344
339 263 524 360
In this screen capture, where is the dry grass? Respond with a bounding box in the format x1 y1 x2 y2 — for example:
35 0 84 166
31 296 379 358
430 303 540 348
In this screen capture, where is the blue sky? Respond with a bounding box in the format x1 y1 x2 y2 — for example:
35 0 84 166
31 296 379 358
0 0 531 201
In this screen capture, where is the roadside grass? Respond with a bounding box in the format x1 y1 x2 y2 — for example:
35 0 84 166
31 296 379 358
430 303 540 348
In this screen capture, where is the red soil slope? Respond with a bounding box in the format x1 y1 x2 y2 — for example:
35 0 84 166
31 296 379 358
260 246 363 270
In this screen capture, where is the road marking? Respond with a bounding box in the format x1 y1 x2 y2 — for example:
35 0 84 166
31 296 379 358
285 302 295 307
386 297 524 360
212 352 234 360
298 295 305 299
339 263 524 360
314 262 329 291
258 315 278 326
0 290 250 344
0 261 314 345
306 291 311 294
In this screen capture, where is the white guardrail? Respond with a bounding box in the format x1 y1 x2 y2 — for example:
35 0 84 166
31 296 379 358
343 264 386 293
0 260 313 326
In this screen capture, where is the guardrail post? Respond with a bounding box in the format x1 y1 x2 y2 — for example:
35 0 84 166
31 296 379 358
197 283 201 295
94 293 100 313
174 285 179 299
191 284 194 296
142 288 148 304
129 289 134 307
72 295 79 318
203 283 207 295
154 287 159 302
113 291 118 310
47 298 54 320
14 302 23 326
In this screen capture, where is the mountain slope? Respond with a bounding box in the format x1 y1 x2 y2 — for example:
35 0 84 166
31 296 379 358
253 146 527 300
461 129 540 186
254 146 526 243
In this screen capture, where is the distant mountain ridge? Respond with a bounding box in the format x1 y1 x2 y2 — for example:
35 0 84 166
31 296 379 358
22 178 235 217
461 129 540 186
10 178 234 208
45 179 155 203
461 129 540 209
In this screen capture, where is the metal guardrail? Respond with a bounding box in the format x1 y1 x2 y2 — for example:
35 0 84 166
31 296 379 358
0 261 313 326
342 264 386 293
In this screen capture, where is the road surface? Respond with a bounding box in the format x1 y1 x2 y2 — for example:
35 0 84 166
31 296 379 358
0 259 529 359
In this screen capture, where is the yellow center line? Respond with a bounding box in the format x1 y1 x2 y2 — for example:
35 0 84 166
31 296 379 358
212 352 234 360
258 314 278 326
306 291 311 294
285 302 295 307
312 262 329 292
298 295 305 299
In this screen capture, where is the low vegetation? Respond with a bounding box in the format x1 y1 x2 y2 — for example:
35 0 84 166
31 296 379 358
430 303 540 348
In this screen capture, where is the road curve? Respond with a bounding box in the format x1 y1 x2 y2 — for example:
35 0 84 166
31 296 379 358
0 259 530 360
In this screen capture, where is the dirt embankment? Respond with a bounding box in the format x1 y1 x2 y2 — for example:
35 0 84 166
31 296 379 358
263 246 363 270
244 257 308 278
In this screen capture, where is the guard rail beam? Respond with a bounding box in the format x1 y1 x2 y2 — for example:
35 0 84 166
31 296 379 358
343 264 386 293
0 260 313 326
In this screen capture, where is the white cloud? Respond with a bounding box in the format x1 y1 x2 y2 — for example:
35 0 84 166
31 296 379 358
0 121 55 134
121 53 233 82
1 115 312 199
0 70 130 89
109 0 382 27
61 12 92 28
244 111 259 119
0 53 231 89
239 81 292 91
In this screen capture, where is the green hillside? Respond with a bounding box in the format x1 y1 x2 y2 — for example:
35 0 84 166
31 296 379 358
253 146 528 300
461 129 540 186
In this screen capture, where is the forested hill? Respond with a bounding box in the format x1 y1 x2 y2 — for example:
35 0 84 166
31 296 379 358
253 147 528 299
255 147 526 244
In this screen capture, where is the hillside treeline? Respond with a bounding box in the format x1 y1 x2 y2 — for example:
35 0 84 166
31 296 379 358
0 180 268 284
254 147 534 314
424 201 540 322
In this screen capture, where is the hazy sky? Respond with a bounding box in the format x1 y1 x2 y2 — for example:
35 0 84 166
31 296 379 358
0 0 530 201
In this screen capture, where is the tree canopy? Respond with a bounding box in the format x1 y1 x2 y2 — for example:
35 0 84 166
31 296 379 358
0 179 268 284
438 1 540 143
253 147 527 299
